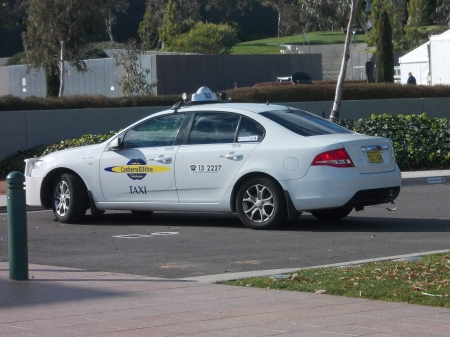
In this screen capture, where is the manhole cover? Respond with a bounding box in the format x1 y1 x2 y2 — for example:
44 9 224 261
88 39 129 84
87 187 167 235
272 275 289 279
150 232 179 236
393 256 422 262
112 234 153 239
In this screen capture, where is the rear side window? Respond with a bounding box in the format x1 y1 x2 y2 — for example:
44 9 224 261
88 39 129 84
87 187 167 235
188 112 240 145
237 117 265 142
260 109 353 136
187 112 266 145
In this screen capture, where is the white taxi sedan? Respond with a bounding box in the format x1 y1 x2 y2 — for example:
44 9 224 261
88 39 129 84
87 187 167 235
24 87 401 229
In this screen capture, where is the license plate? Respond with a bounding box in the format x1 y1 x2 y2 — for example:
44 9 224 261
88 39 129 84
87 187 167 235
367 151 384 163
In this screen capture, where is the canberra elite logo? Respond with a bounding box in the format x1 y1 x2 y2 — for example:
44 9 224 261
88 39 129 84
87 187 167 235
104 158 170 180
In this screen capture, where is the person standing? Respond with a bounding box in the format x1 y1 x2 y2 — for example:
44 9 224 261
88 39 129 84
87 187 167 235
407 72 417 85
365 57 375 83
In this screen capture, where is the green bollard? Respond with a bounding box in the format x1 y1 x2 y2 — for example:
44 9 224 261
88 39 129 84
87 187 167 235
7 171 29 281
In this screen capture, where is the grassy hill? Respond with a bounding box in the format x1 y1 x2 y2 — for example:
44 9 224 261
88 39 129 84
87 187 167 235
231 31 367 54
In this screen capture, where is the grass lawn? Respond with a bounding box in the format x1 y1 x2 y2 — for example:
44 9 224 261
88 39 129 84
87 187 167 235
221 252 450 307
232 31 367 54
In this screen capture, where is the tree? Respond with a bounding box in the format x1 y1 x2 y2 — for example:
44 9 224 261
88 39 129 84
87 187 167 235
158 0 180 50
434 0 450 26
366 0 407 51
329 0 360 123
22 0 106 97
101 0 129 42
405 0 432 49
171 21 239 54
0 0 25 30
298 0 351 32
256 0 297 37
138 0 200 50
201 0 254 24
113 39 156 96
407 0 431 26
375 10 394 83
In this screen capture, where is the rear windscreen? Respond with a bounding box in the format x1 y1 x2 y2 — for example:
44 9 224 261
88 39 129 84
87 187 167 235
260 109 353 137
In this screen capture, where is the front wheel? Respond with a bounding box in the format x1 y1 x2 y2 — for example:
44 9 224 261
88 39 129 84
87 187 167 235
52 173 87 223
310 207 353 221
235 177 287 230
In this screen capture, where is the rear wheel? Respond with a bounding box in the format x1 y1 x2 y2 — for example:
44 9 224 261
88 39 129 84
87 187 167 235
236 177 287 230
52 173 87 223
310 207 353 221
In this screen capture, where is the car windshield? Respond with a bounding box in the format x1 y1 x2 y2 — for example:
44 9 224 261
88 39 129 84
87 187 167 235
260 109 353 137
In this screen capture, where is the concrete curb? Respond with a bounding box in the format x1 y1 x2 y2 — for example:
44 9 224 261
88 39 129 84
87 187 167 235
181 249 450 283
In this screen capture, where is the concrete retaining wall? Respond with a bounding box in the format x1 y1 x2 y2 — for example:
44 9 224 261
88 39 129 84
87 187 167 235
1 97 449 161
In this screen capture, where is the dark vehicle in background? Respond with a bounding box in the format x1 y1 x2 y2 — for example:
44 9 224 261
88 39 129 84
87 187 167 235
276 72 313 84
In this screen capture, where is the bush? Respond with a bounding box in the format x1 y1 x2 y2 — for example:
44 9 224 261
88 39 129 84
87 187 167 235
339 113 450 170
0 94 181 111
222 83 450 103
1 114 449 175
0 131 116 175
171 22 239 54
1 83 450 111
4 52 27 66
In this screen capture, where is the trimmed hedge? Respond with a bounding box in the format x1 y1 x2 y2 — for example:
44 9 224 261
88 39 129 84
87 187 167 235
1 83 450 111
1 113 449 175
0 94 180 111
223 83 450 103
339 113 450 171
0 132 116 175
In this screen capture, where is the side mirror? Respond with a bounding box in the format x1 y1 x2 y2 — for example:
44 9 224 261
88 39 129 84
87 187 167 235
108 137 121 151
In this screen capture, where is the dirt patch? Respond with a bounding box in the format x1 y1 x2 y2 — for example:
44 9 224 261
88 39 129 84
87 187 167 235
0 176 6 195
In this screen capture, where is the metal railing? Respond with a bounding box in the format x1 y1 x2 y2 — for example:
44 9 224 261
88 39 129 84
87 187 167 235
302 30 311 54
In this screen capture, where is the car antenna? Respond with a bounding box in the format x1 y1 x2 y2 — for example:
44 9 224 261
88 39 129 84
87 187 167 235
171 92 188 112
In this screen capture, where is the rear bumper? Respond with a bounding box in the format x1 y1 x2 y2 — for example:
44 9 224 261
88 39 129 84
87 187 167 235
280 166 402 211
342 186 400 208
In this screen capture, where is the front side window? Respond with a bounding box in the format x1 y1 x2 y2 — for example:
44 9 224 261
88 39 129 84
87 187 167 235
260 109 353 137
122 113 186 149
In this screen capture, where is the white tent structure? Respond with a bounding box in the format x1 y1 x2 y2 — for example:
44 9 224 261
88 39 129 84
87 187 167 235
429 30 450 85
399 29 450 85
399 42 429 85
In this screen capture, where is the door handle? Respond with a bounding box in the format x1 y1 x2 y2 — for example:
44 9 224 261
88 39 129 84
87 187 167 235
224 153 243 160
155 156 172 164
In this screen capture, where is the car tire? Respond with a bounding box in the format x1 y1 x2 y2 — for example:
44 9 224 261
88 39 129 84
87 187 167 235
131 210 154 217
310 207 353 221
236 177 287 230
52 173 87 223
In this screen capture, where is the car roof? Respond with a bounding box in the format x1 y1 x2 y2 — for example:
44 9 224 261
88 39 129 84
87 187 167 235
177 102 290 114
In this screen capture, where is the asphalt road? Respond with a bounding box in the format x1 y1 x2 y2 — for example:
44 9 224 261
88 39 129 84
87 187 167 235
1 184 450 279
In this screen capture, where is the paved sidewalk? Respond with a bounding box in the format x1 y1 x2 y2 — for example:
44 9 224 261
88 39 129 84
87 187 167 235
2 262 450 337
1 170 450 336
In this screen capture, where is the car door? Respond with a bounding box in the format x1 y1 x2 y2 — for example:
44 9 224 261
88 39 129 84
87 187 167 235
99 113 187 203
175 112 265 203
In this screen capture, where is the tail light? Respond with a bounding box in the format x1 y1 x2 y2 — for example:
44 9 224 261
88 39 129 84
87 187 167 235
311 148 354 168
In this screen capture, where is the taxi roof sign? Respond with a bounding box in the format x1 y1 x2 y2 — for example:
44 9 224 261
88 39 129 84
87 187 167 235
191 87 217 102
